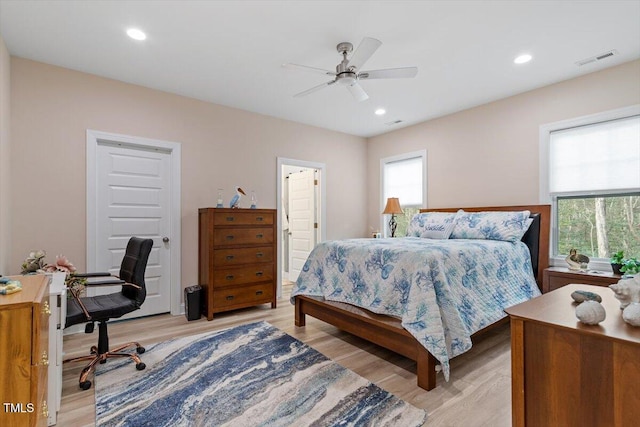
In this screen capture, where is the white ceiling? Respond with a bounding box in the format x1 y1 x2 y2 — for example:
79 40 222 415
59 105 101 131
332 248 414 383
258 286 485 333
1 1 639 137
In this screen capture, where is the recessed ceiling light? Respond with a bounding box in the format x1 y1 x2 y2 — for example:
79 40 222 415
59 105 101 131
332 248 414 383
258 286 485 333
514 54 532 64
126 28 147 41
375 108 386 116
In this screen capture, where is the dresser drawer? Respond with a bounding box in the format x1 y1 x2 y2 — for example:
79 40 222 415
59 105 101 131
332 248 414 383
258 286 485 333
213 211 274 226
213 227 274 246
213 283 274 310
213 246 274 266
213 264 274 287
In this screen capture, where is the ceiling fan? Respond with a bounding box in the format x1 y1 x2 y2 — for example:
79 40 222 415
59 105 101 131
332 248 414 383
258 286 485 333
283 37 418 102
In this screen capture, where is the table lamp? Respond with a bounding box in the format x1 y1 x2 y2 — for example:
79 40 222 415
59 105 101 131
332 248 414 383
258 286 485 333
382 197 403 237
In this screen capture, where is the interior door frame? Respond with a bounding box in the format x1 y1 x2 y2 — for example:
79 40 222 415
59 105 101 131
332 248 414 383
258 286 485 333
86 129 182 316
277 157 326 297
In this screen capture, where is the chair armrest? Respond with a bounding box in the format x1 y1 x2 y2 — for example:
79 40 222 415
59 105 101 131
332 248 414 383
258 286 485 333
72 272 112 278
84 276 125 286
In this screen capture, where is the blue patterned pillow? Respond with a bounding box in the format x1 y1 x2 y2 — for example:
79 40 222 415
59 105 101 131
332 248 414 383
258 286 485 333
450 210 532 242
406 210 461 239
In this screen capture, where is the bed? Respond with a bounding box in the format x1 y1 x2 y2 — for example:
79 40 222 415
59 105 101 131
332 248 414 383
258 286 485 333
292 204 550 391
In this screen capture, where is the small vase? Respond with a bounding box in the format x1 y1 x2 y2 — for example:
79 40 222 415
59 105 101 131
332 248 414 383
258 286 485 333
612 263 623 275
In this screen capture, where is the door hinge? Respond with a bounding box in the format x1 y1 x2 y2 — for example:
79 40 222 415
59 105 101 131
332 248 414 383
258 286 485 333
314 223 318 229
314 179 318 185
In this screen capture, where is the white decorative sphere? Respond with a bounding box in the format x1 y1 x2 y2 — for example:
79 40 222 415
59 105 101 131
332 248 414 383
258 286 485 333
622 302 640 327
575 300 606 325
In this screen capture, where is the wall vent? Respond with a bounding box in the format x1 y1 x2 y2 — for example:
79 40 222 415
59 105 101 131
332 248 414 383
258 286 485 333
575 49 618 66
385 120 403 126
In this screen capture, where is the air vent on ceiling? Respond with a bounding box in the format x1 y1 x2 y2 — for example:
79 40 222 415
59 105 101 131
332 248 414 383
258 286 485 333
575 49 618 67
385 120 403 126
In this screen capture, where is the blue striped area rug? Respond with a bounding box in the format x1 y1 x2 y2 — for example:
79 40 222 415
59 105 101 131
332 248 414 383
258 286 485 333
94 321 427 426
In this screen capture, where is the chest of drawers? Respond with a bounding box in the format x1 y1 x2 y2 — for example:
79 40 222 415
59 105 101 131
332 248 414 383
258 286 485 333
198 208 277 320
0 274 50 427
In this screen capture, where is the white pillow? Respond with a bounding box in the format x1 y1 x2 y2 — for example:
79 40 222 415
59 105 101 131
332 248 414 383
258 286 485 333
450 210 532 242
406 210 462 239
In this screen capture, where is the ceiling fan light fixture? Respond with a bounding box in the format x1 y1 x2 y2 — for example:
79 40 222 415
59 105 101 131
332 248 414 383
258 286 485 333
126 28 147 41
375 108 386 116
514 54 532 64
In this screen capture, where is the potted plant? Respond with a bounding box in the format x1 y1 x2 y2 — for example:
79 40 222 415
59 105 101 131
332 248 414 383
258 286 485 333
611 251 625 275
621 257 640 276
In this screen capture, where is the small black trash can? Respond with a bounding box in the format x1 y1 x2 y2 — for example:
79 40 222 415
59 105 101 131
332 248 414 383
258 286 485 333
184 285 202 321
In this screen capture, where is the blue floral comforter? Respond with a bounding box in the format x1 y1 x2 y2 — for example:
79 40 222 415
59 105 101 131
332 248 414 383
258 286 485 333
291 237 541 380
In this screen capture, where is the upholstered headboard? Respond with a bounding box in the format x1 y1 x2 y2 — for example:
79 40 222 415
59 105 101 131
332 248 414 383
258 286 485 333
420 205 550 292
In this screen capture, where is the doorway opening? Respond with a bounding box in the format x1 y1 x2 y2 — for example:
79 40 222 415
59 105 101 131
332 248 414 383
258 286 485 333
276 158 326 298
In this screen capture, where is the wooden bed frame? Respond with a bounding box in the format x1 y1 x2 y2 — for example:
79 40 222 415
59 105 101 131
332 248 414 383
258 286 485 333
294 204 550 391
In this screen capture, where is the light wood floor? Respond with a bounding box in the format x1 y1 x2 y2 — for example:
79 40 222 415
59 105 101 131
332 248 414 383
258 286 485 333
59 282 512 426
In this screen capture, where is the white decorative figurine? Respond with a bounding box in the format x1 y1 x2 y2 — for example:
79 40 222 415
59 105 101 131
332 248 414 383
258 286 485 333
575 300 606 325
229 186 246 209
609 275 640 310
622 303 640 327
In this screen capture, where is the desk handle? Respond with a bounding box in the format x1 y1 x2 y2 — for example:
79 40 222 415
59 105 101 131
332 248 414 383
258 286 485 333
41 351 49 366
255 271 263 277
226 217 235 222
226 235 235 240
256 233 264 239
256 290 263 296
256 252 263 258
226 275 234 280
226 295 234 301
256 216 264 221
226 255 234 260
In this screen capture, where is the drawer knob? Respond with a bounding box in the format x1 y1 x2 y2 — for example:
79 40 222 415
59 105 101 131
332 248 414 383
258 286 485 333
42 301 51 316
226 255 234 260
256 252 264 258
256 290 263 296
226 235 235 240
256 233 264 239
256 216 264 221
226 295 234 301
42 400 49 418
226 275 234 280
41 351 49 366
256 271 263 277
226 217 235 221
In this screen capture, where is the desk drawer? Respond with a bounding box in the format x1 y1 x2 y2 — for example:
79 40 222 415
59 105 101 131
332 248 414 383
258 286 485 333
213 211 274 226
213 264 274 287
213 246 273 266
213 227 274 246
213 283 274 310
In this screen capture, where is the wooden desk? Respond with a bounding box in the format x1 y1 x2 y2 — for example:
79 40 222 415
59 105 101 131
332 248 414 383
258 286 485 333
0 275 50 427
506 284 640 427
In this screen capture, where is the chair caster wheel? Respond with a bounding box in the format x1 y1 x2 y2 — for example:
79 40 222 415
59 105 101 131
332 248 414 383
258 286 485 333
80 381 92 390
136 362 146 371
99 359 107 364
137 346 145 354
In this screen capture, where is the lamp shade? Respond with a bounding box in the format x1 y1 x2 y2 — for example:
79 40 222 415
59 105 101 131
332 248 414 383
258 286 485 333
382 197 403 215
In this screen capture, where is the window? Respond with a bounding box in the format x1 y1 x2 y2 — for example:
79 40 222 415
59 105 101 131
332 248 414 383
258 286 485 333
380 150 427 236
540 106 640 267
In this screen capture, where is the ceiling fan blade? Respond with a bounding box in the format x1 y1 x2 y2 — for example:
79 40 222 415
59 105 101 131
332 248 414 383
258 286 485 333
346 37 382 70
294 80 336 98
282 63 336 76
346 83 369 102
358 67 418 80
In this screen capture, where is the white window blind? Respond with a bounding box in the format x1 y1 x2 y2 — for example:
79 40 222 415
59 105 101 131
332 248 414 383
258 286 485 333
549 115 640 194
383 156 423 205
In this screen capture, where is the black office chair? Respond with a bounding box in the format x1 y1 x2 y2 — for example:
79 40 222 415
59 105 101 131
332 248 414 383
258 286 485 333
64 237 153 390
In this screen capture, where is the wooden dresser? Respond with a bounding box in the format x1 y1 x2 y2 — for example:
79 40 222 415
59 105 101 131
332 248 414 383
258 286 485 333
543 266 621 293
0 275 51 427
506 284 640 427
198 208 277 320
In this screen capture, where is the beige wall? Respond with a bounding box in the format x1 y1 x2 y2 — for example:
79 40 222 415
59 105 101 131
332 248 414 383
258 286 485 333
9 58 367 289
0 36 10 274
367 60 640 230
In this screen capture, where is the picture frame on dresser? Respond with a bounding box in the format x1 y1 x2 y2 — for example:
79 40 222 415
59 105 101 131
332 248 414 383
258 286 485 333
198 208 277 320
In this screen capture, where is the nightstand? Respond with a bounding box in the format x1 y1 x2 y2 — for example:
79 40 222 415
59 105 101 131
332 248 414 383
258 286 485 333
542 266 622 293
